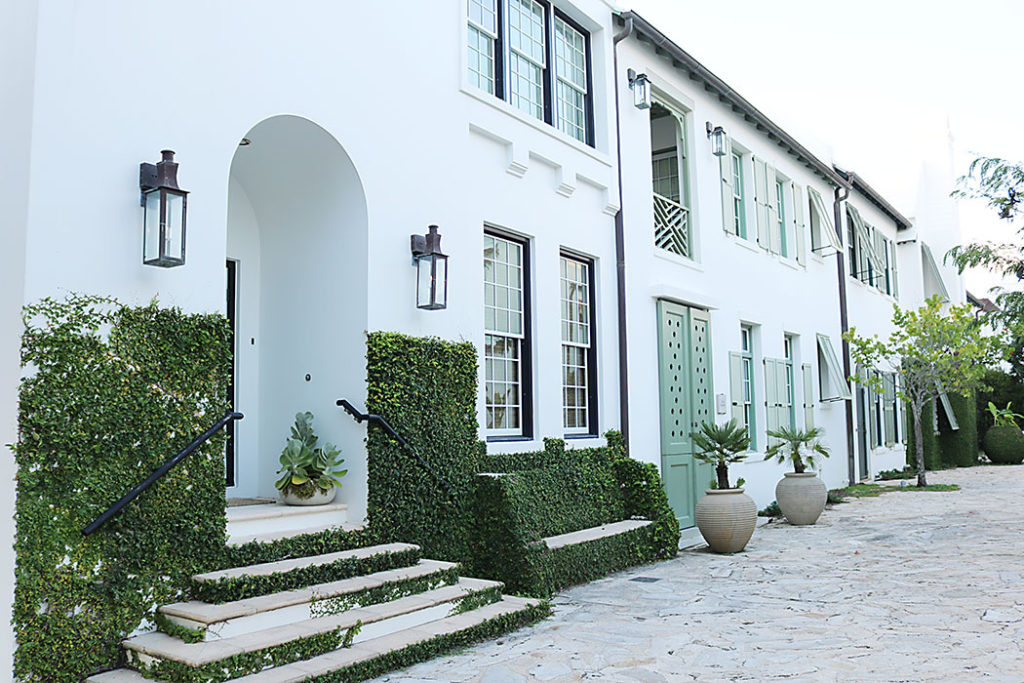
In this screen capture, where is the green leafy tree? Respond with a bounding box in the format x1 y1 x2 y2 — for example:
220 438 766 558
690 419 750 490
844 296 1002 486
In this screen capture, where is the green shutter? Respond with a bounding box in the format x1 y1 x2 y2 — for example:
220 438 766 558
802 362 814 429
873 230 887 292
766 166 780 254
753 157 770 250
729 351 745 425
867 372 878 449
720 138 735 234
891 240 900 299
883 373 896 446
779 359 792 429
792 184 806 265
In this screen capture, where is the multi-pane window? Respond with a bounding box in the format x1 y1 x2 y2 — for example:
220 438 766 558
741 325 756 449
783 335 796 429
732 152 746 238
467 0 593 145
484 233 529 436
560 255 594 433
468 0 498 93
652 153 680 203
776 179 788 258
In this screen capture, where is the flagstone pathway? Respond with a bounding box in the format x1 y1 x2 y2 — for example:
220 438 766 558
372 465 1024 682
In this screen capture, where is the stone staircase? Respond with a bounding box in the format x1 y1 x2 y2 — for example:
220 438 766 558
87 506 546 682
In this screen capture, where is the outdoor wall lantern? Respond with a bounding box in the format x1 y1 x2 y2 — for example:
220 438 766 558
411 224 448 310
706 122 728 157
140 149 188 267
627 68 651 110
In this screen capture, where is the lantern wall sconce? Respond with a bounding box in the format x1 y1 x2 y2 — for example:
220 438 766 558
410 224 448 310
706 122 727 157
140 150 188 267
627 68 651 110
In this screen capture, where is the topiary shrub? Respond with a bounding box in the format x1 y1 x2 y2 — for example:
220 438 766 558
14 295 230 682
982 424 1024 464
939 391 979 468
906 400 941 470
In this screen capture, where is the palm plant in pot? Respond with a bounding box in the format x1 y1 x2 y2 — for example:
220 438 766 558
275 412 348 505
764 425 831 525
690 419 757 553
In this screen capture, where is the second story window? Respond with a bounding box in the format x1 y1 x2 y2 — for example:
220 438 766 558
467 0 593 146
775 179 788 258
732 152 747 238
651 103 691 257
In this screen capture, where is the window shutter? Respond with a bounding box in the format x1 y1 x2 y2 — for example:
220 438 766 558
802 363 814 429
891 241 900 299
720 137 735 234
792 184 806 265
867 373 878 449
729 351 745 425
763 358 778 446
778 358 791 428
766 165 781 254
883 374 896 446
753 157 771 250
873 230 887 291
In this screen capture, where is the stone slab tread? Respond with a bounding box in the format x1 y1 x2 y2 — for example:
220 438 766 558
540 519 653 550
227 502 348 523
162 559 465 624
231 596 542 683
227 522 366 548
193 542 418 584
86 670 156 683
124 579 498 667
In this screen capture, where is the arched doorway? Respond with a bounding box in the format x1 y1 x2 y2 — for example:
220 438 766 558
225 115 369 512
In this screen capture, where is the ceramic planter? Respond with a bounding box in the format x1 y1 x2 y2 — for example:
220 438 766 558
775 472 827 525
280 485 337 506
694 488 757 553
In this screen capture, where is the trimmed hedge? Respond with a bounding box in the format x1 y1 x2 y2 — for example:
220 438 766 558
939 391 979 467
906 400 941 471
976 368 1024 436
365 332 483 563
14 295 231 682
982 424 1024 464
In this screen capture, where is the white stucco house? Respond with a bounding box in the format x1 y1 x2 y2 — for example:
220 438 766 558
0 1 968 677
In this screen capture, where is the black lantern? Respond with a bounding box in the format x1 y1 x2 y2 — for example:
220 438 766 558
410 225 448 310
140 150 187 267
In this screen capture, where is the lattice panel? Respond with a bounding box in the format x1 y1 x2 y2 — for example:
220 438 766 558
654 193 690 258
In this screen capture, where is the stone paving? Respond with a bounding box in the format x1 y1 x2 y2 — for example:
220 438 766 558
372 466 1024 682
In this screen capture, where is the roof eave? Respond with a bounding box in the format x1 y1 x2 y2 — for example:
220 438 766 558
833 167 914 231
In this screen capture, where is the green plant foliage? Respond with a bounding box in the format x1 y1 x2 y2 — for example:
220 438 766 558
833 483 960 497
220 526 381 569
689 419 750 489
191 546 422 604
976 369 1024 436
982 424 1024 464
450 585 503 615
14 295 231 682
905 401 942 471
275 411 347 498
758 501 782 517
826 489 848 505
875 466 916 481
365 332 483 562
309 564 460 618
763 425 831 474
939 391 979 467
986 401 1023 428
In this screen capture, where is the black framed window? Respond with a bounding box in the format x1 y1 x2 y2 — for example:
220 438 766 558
560 253 597 435
484 231 533 438
467 0 594 146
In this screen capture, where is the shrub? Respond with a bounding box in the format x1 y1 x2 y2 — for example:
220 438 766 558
976 368 1024 436
906 400 941 470
982 424 1024 464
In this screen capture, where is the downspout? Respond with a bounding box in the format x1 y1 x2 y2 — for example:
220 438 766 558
611 16 634 450
832 183 856 484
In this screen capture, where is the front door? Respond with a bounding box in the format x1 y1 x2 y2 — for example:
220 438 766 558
657 300 715 529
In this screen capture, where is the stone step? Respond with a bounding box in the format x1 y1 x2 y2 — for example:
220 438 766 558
161 559 464 641
231 596 543 683
227 521 365 548
539 519 653 550
225 502 349 544
190 542 420 602
86 670 153 683
124 580 507 677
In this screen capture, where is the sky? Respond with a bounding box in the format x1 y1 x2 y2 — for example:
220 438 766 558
622 0 1023 300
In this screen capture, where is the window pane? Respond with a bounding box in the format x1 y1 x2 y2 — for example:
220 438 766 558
556 80 587 142
467 25 496 94
555 18 587 89
468 0 497 34
485 234 526 434
509 0 546 64
561 256 592 431
510 52 544 119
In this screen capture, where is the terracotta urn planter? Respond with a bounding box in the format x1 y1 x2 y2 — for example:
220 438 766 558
280 485 337 506
694 488 757 553
775 472 827 525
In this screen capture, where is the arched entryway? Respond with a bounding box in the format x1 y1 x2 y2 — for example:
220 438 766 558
225 115 368 511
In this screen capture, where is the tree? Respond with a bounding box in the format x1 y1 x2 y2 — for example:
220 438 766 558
948 156 1024 377
844 296 1002 486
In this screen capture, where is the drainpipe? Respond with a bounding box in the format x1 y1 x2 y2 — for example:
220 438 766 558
832 183 856 485
611 16 634 451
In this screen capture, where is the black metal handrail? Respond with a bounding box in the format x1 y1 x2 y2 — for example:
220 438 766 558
82 410 244 536
336 399 455 497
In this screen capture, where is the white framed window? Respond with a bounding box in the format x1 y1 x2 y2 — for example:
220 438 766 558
484 232 530 437
467 0 593 145
741 325 756 449
776 178 789 258
732 152 747 238
560 254 595 433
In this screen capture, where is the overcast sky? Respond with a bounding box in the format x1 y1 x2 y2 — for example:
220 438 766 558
623 0 1023 299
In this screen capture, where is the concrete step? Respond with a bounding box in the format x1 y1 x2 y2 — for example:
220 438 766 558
86 670 153 683
124 579 507 674
231 596 543 683
227 521 365 548
539 519 653 550
161 559 464 641
225 502 349 544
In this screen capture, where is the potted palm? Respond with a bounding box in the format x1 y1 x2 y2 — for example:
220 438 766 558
764 425 831 525
690 419 757 553
275 412 348 505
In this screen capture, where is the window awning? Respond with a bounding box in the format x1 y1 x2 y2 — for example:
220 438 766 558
808 187 843 255
847 205 885 278
816 333 852 401
921 243 951 302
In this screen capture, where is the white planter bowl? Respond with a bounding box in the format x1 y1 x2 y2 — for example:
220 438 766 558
279 485 337 506
775 472 827 525
694 488 757 553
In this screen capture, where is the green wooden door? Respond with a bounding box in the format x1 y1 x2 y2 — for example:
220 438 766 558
657 301 715 530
